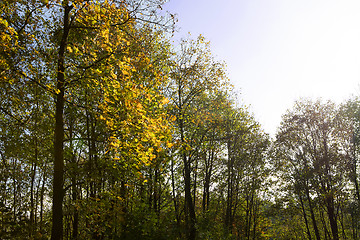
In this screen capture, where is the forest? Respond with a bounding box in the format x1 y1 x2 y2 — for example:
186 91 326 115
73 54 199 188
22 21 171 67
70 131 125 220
1 0 360 239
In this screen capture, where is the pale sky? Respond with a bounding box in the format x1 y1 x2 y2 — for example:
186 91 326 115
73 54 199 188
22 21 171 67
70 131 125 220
163 0 360 136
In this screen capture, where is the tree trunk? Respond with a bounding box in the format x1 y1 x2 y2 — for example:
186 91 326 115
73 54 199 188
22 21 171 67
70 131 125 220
245 192 253 240
72 178 79 240
184 153 196 240
299 193 312 240
69 116 79 240
202 149 214 213
170 158 181 238
252 198 259 240
202 166 210 212
51 4 72 240
326 195 339 240
178 81 196 240
225 131 234 231
40 170 46 232
181 121 196 239
320 209 330 240
193 158 198 208
30 135 38 238
305 186 320 240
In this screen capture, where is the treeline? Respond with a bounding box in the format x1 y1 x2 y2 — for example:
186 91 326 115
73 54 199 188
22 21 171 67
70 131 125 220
1 1 360 240
271 99 360 240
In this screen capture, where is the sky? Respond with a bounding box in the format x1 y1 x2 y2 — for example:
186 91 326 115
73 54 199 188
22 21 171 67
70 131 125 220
163 0 360 136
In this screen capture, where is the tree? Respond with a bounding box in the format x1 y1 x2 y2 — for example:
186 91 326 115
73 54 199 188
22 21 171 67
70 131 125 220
275 99 352 240
222 105 269 238
1 0 173 239
168 35 229 240
338 97 360 238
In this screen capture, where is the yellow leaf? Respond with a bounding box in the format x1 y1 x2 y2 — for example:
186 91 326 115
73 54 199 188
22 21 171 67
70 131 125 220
162 98 169 105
